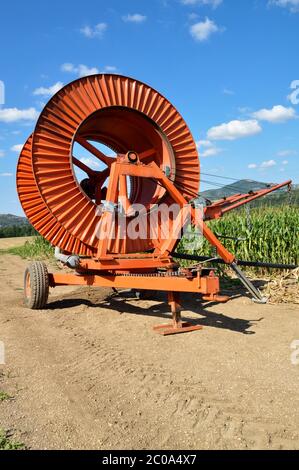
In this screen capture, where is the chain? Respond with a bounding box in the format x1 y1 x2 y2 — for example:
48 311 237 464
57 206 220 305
114 271 191 278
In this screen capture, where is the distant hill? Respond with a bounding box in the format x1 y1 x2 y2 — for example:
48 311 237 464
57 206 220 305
0 214 36 238
202 179 273 200
0 213 29 228
201 179 299 206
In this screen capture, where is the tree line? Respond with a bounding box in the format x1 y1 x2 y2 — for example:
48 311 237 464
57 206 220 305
0 224 37 238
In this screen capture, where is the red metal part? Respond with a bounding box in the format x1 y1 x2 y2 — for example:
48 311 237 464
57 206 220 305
48 271 220 294
48 268 219 336
44 157 232 334
204 180 292 220
152 292 203 336
16 136 94 256
16 74 293 334
18 74 199 255
153 323 203 336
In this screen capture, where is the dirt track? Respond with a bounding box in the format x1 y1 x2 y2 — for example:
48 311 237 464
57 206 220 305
0 237 33 250
0 253 299 450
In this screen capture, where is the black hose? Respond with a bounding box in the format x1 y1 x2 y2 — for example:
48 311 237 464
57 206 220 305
172 253 298 270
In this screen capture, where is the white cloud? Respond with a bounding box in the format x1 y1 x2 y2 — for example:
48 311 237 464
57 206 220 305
248 160 278 170
0 172 13 177
61 63 75 73
101 65 118 73
182 0 222 7
282 160 289 165
80 23 107 38
201 147 223 157
33 81 64 97
80 157 100 169
11 144 23 153
251 105 297 123
0 150 5 157
61 63 118 77
277 149 297 157
196 139 222 157
77 65 99 77
61 63 99 77
223 88 234 95
190 17 221 41
122 14 147 23
238 106 252 114
37 101 46 110
0 107 39 123
0 80 4 105
197 139 213 147
207 119 262 141
188 13 199 20
260 160 276 168
269 0 299 13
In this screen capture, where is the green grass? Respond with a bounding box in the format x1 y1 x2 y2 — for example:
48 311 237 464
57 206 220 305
0 391 12 402
0 429 25 450
178 206 299 269
1 236 54 260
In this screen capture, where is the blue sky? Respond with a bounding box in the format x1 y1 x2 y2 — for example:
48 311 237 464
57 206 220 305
0 0 298 215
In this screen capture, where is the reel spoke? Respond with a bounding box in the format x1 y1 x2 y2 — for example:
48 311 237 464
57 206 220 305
72 156 96 177
76 137 115 167
139 148 157 163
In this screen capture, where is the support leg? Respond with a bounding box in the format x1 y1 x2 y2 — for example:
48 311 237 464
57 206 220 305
168 292 182 329
153 292 203 336
230 263 267 304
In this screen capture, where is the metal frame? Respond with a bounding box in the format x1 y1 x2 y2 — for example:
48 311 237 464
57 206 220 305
17 73 293 336
47 153 232 335
27 152 292 333
204 181 292 220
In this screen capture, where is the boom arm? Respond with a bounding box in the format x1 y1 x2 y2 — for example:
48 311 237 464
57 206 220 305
204 180 292 220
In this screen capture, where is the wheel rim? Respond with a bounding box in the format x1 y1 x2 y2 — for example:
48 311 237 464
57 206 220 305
25 271 31 299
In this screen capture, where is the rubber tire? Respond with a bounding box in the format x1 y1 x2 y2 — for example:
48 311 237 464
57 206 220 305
24 261 49 309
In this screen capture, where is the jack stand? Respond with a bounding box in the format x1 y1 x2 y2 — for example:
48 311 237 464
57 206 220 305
153 292 203 336
230 262 267 304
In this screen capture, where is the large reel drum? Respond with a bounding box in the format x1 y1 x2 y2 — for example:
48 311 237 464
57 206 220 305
17 75 199 255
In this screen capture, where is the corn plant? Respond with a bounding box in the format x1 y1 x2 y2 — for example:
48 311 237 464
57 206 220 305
178 206 299 267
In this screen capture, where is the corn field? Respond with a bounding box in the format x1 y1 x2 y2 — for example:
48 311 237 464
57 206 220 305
178 206 299 266
4 236 54 259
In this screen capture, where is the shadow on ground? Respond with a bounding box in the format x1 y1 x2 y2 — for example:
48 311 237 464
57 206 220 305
47 287 264 335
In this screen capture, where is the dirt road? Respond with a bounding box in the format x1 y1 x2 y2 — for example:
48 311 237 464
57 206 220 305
0 253 299 450
0 237 33 250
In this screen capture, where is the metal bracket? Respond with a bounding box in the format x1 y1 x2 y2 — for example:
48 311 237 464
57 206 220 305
230 262 267 304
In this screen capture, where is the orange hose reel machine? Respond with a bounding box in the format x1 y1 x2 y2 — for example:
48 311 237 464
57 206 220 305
17 74 233 335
